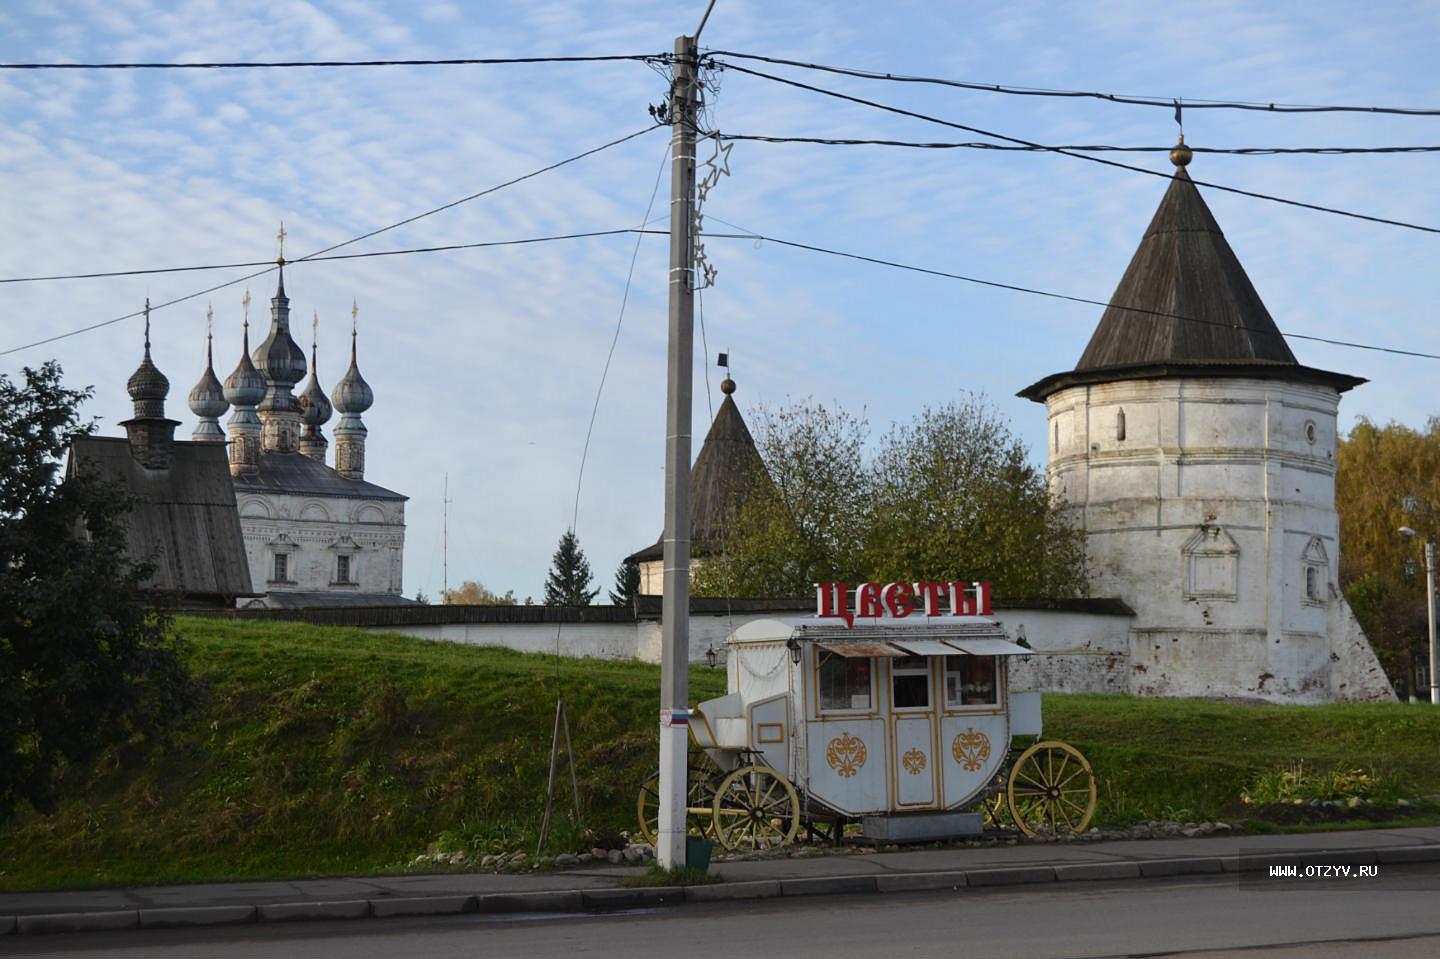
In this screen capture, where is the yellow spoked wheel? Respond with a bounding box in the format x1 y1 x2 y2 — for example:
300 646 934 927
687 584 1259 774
637 762 719 845
1006 740 1096 838
711 765 801 851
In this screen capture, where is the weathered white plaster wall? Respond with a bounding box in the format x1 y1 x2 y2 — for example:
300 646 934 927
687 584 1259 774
237 491 406 600
1044 376 1393 702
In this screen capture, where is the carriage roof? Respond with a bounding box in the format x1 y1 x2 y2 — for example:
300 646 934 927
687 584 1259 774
726 614 1031 656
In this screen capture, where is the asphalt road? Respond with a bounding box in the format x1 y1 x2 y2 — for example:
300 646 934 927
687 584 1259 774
6 867 1439 959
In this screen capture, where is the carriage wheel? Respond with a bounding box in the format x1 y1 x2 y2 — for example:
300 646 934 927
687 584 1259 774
711 765 801 851
637 762 720 845
1006 741 1096 838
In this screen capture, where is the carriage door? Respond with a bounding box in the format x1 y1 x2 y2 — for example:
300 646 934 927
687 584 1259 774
889 655 938 808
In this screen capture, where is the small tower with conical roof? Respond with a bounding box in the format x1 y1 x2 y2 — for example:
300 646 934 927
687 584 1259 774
223 290 267 477
298 310 334 463
332 299 374 481
1018 140 1391 703
188 304 230 442
120 300 181 469
253 225 307 454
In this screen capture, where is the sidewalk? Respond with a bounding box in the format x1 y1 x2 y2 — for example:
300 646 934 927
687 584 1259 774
4 826 1440 936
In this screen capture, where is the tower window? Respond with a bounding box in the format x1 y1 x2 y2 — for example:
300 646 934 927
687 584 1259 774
336 555 351 584
272 553 289 582
1305 566 1319 602
1116 408 1126 442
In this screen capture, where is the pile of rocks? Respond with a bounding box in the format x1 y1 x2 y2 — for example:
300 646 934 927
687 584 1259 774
411 842 656 873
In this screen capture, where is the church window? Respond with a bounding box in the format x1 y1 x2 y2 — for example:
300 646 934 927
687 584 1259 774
272 553 289 582
336 555 351 584
1116 408 1126 442
1305 566 1319 602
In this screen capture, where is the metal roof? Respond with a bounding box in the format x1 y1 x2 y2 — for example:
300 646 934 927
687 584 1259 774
232 450 406 501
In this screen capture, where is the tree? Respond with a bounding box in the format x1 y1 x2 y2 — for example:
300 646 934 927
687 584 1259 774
1336 416 1440 694
693 395 1088 600
609 560 641 606
440 581 516 605
0 363 199 824
543 530 599 606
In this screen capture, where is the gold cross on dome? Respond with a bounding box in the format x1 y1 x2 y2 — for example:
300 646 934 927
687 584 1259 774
312 309 319 347
276 221 287 262
351 297 359 332
241 289 251 328
206 302 214 337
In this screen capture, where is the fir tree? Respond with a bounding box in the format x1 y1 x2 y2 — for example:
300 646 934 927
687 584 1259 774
543 529 599 606
609 560 641 606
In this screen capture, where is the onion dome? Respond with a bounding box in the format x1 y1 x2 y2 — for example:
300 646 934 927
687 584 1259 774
127 300 169 418
298 312 333 426
332 323 374 414
251 266 306 389
223 314 267 407
188 308 229 420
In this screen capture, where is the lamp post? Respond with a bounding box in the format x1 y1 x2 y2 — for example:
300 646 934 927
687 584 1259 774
1399 527 1438 704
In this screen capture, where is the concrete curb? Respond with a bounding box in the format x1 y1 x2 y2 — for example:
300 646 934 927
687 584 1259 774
4 847 1437 936
138 905 257 929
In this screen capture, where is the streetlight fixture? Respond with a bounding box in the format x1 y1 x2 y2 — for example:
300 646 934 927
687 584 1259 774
1399 527 1438 704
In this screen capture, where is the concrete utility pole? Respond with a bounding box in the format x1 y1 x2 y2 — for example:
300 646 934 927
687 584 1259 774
657 30 700 870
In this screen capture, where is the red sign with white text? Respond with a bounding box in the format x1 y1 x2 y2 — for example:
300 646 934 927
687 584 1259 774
815 581 992 629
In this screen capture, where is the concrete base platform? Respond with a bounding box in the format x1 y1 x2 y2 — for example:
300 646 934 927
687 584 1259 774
862 812 983 842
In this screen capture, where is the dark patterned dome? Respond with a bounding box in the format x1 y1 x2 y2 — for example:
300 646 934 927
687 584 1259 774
188 332 229 419
332 330 374 414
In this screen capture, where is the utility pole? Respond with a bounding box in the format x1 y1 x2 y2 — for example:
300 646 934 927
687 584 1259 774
657 27 702 870
1399 526 1437 704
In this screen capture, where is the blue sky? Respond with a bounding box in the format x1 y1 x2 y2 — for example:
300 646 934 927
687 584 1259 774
3 0 1438 602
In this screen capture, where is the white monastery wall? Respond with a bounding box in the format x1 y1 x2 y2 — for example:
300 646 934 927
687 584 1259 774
237 491 406 597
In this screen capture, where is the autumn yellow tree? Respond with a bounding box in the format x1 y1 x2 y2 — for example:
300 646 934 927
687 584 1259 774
440 580 517 605
1336 416 1440 696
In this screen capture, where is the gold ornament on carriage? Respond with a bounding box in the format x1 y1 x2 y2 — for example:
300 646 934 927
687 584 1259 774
951 727 991 772
901 747 927 775
826 732 867 778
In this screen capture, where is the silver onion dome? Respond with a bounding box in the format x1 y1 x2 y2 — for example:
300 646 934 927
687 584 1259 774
223 319 267 408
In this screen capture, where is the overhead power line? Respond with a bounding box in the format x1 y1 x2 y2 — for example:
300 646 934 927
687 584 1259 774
696 224 1440 361
0 126 662 355
712 133 1440 156
714 61 1440 236
0 54 666 70
706 50 1440 116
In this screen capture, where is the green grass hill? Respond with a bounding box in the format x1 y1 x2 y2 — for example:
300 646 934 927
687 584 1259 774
2 617 1438 891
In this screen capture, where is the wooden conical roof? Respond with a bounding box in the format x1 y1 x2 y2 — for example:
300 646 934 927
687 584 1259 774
625 386 771 564
1020 161 1364 401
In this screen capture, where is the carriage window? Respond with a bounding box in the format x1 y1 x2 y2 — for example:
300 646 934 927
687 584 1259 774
819 654 872 711
891 655 930 709
945 655 997 707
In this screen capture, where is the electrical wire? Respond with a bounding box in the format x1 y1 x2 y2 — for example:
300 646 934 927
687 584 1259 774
0 54 666 70
712 133 1440 156
713 61 1440 236
1 126 662 355
705 51 1440 116
697 222 1440 361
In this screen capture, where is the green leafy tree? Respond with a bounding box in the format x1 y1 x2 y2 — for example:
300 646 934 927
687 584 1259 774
0 363 199 824
694 395 1088 600
1336 416 1440 694
543 530 599 606
609 560 641 606
441 580 517 605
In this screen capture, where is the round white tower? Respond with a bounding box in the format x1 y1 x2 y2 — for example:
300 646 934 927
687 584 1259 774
1019 142 1389 703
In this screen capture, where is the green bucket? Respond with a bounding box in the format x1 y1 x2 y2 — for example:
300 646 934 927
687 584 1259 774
685 836 714 873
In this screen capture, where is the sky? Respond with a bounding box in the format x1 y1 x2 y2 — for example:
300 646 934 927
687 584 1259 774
3 0 1438 603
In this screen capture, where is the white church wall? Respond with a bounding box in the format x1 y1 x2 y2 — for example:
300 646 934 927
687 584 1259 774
238 491 406 599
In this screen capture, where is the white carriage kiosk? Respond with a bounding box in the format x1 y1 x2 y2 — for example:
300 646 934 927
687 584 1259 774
638 582 1098 850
